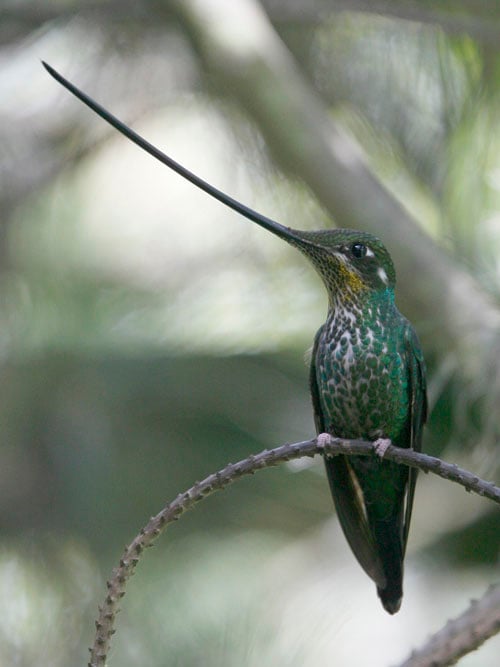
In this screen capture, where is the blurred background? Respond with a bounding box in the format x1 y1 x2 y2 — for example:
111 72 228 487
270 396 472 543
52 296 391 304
1 1 499 665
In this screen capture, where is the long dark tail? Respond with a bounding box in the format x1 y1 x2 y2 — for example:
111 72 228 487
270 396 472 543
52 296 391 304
324 455 405 614
373 519 403 614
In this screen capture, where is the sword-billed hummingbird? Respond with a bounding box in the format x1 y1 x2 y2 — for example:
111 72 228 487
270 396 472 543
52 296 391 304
43 62 427 614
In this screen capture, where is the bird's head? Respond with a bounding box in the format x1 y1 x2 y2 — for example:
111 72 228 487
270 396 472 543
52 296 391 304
270 227 396 307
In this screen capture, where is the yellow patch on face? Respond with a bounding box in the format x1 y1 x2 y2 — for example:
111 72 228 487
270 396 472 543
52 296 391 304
337 261 365 292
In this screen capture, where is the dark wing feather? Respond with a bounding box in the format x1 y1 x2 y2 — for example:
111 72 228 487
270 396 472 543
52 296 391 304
310 327 386 588
401 322 427 551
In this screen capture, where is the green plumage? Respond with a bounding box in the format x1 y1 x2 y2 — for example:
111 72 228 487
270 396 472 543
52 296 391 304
237 223 427 612
295 228 427 613
42 63 427 614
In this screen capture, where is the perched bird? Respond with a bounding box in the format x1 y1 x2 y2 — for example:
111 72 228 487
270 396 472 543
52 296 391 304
43 62 427 613
303 229 427 613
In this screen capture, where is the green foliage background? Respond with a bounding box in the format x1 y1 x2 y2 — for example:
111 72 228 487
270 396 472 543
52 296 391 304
0 2 499 665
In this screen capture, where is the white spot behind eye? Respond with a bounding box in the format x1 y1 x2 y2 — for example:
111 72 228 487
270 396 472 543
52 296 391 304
377 267 388 285
365 247 375 258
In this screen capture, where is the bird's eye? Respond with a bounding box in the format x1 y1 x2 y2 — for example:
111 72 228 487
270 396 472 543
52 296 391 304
351 243 367 258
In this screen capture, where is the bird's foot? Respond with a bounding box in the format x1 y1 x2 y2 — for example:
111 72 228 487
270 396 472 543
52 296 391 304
373 438 392 459
316 432 332 450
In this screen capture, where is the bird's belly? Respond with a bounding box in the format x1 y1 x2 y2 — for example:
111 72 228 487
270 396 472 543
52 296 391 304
316 342 408 441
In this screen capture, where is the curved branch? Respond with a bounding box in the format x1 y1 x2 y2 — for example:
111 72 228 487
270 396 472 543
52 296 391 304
397 583 500 667
88 436 500 666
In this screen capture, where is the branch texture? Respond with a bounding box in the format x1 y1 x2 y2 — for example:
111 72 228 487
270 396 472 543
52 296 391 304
397 583 500 667
88 436 500 666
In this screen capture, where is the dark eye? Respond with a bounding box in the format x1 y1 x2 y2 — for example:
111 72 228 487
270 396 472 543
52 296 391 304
351 243 367 258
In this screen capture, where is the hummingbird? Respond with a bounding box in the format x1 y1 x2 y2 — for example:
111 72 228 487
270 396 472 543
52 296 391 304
43 62 427 614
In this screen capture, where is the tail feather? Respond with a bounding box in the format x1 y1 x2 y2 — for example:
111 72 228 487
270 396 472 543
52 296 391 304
325 455 406 614
378 581 402 615
373 516 404 614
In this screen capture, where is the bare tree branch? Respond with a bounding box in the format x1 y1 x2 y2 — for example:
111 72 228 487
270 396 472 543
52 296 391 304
397 583 500 667
88 436 500 666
